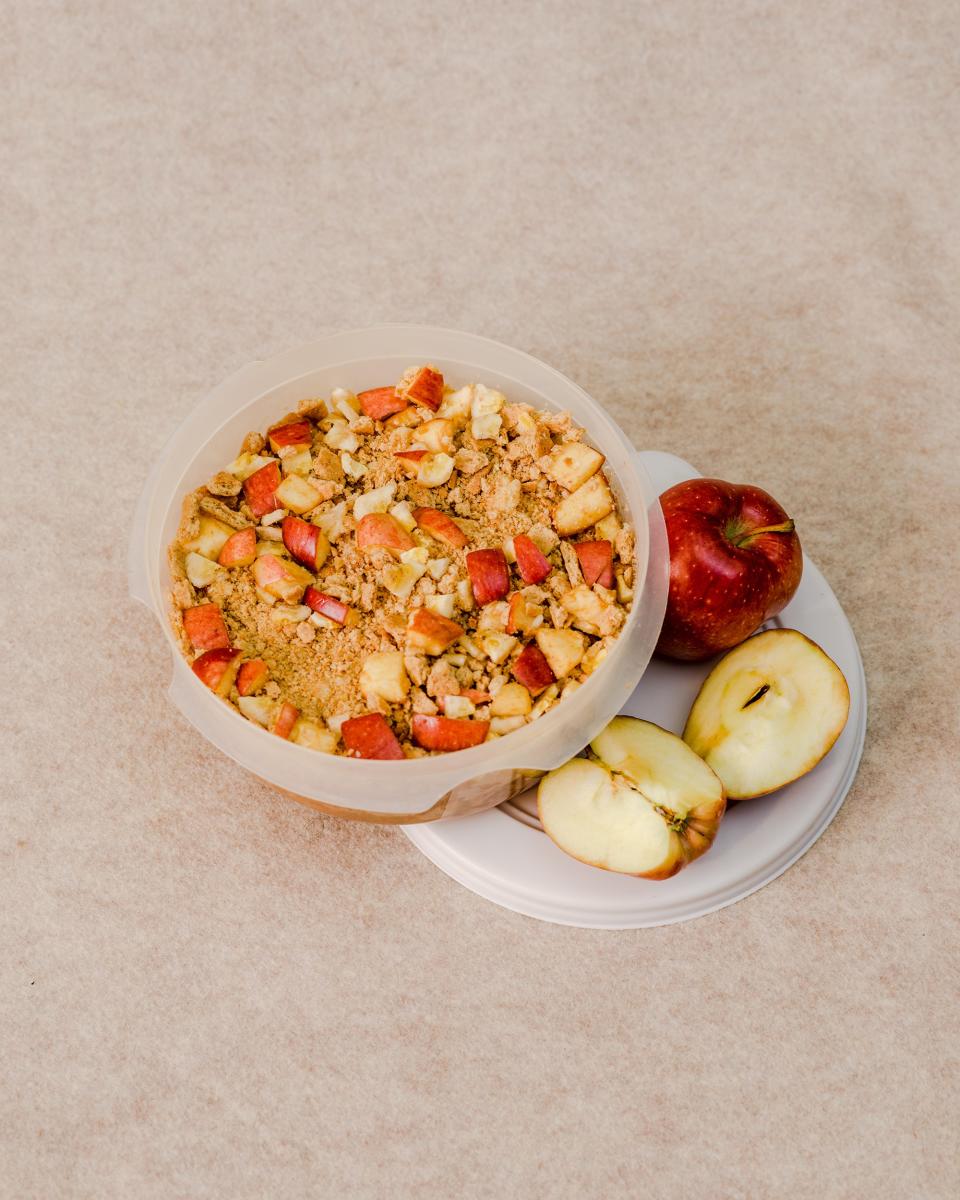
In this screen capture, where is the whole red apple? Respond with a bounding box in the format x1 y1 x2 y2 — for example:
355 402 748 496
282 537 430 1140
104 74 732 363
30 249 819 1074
656 478 802 661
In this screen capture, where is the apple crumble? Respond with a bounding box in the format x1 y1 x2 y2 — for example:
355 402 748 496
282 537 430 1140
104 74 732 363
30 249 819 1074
167 365 636 758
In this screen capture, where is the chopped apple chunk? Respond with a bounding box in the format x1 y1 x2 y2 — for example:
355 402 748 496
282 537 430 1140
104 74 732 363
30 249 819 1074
407 608 464 656
534 627 586 678
553 473 615 536
544 441 605 491
184 515 234 561
185 551 222 588
360 651 410 704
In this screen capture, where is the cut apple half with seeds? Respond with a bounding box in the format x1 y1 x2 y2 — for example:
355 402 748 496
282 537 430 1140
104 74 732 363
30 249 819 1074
538 718 726 880
683 628 850 800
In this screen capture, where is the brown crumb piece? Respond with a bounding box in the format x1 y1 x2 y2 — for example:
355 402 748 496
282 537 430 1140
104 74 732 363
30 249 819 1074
426 658 460 698
207 471 243 498
297 397 327 420
311 447 344 482
411 688 439 715
199 494 251 529
615 524 635 564
241 431 265 455
176 492 201 544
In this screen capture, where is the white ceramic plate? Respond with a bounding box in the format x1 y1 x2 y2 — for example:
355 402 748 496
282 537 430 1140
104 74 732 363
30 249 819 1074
403 452 867 928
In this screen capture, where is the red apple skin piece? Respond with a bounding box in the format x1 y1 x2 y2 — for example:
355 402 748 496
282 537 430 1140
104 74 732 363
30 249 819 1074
218 527 256 567
513 534 552 585
303 586 351 625
411 715 490 752
268 419 312 452
243 461 282 518
403 366 444 411
574 539 614 587
282 515 324 570
511 642 556 695
358 386 408 420
236 658 269 696
191 647 240 695
407 607 464 654
272 701 299 739
183 603 231 651
657 478 803 661
394 449 428 475
341 713 406 760
439 690 491 712
466 548 510 606
355 512 417 556
412 506 469 549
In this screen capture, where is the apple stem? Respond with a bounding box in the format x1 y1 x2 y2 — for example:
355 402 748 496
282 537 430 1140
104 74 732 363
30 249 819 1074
733 519 794 547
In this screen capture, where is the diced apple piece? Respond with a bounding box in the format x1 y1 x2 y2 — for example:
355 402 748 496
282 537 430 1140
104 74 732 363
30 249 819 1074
303 586 355 625
544 441 605 491
560 584 624 637
512 642 556 694
441 695 476 719
490 682 532 717
395 449 427 477
324 420 360 453
417 452 455 487
490 715 526 735
342 452 368 481
580 639 608 676
356 513 416 556
418 418 455 454
218 527 256 568
411 714 490 752
314 500 347 542
185 551 221 588
381 562 422 599
341 712 405 760
506 592 543 636
683 629 851 800
553 473 615 536
275 475 322 515
360 651 410 704
237 659 269 696
242 461 282 519
456 579 474 611
251 554 314 603
513 534 552 584
529 682 560 719
282 447 313 477
184 515 234 561
353 482 396 522
413 506 468 549
539 717 727 879
271 701 299 739
290 718 339 753
594 512 619 542
399 365 444 411
183 603 231 651
281 516 330 571
358 386 408 420
268 419 312 454
426 557 450 581
574 540 614 587
466 548 510 606
478 632 519 665
191 647 240 696
270 603 311 624
390 501 417 532
330 387 360 419
406 608 464 656
477 600 509 631
424 593 456 620
470 384 505 441
535 628 586 678
437 384 473 426
226 452 277 481
237 694 279 726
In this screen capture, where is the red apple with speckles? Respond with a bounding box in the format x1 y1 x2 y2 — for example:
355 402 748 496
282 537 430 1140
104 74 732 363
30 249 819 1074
657 478 802 661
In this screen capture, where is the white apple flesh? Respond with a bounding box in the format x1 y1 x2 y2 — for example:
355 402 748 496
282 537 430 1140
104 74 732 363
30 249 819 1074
683 628 850 800
537 718 726 880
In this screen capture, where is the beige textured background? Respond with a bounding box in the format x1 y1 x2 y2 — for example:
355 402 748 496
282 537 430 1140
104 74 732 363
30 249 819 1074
3 2 959 1196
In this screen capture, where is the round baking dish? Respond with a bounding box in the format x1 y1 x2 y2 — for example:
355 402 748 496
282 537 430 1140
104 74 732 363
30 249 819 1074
129 326 669 822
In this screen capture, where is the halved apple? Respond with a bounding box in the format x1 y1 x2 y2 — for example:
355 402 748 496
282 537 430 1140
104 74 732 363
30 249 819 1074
683 628 850 800
537 718 726 879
